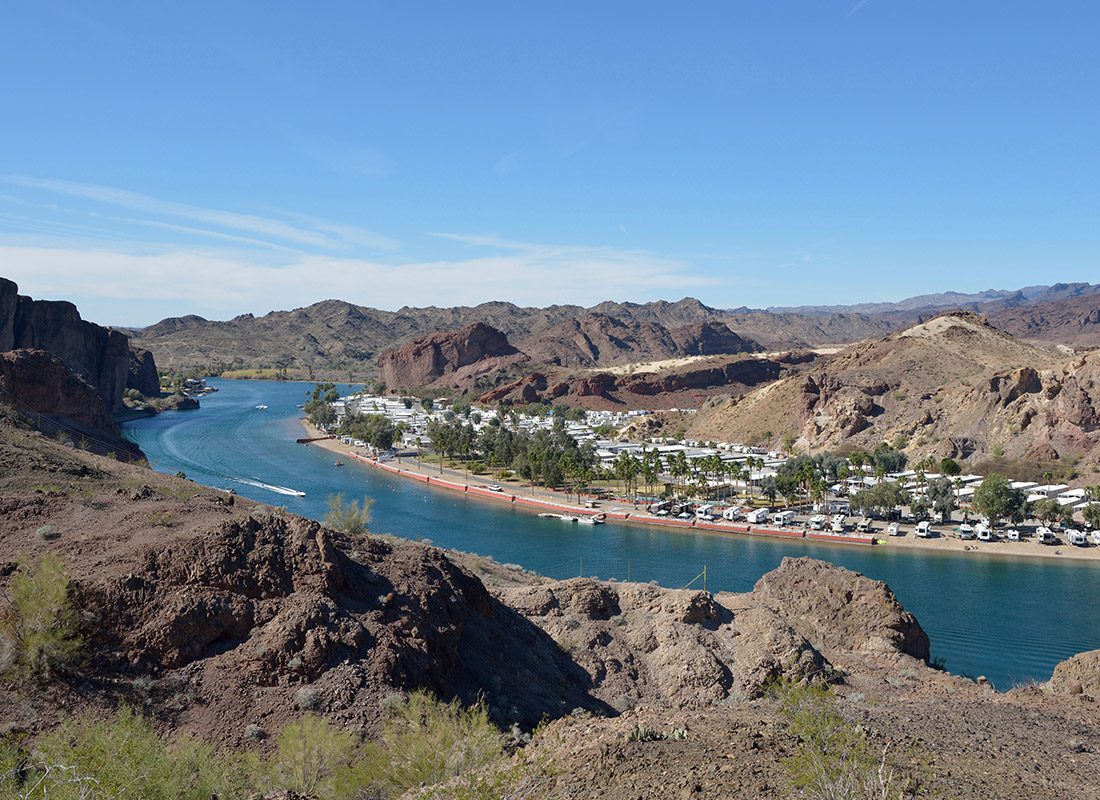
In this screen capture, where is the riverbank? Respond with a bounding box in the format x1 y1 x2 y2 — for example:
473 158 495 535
300 421 1100 563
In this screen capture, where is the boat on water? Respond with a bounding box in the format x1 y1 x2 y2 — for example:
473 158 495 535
537 512 559 519
559 514 579 523
576 514 606 525
334 461 344 467
233 477 305 497
255 404 268 410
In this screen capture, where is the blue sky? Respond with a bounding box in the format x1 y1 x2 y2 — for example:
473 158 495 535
1 1 1097 325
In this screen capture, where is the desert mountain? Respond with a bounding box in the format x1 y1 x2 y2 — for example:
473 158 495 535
988 291 1100 347
685 311 1098 464
769 281 1100 317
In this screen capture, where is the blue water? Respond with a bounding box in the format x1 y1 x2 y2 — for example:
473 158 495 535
124 379 1100 689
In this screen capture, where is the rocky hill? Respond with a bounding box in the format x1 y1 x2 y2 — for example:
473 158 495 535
989 292 1100 347
684 312 1090 463
377 322 528 392
479 352 817 411
3 420 1100 798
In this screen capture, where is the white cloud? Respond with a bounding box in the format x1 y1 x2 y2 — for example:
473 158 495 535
4 176 399 252
0 239 717 324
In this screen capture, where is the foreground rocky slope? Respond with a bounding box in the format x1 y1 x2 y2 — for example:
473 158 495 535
2 423 1100 797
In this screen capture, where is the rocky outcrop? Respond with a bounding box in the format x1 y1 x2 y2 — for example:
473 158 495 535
0 277 157 411
377 322 525 390
127 347 161 397
750 557 930 664
670 320 762 357
0 349 142 459
1050 649 1100 698
478 354 807 410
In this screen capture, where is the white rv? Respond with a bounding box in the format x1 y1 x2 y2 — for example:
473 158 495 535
745 508 770 525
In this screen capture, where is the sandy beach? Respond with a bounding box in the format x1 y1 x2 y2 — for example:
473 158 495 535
300 421 1100 564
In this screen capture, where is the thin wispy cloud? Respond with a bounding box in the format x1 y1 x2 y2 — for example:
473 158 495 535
846 0 872 18
3 176 399 252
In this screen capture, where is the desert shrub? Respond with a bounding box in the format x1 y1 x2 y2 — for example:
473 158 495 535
296 686 323 711
0 553 82 680
148 510 174 528
358 690 505 799
261 714 362 799
1 706 249 800
773 680 918 800
35 525 59 541
324 493 373 535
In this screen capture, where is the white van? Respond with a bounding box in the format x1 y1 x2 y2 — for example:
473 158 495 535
915 520 932 538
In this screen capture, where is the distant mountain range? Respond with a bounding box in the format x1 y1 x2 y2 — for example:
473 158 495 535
766 282 1100 316
126 282 1100 379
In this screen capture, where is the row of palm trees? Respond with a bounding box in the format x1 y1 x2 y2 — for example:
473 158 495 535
598 449 772 504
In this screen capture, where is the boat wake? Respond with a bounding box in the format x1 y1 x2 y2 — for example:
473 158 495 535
232 477 306 497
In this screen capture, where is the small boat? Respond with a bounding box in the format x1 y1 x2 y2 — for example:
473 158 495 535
537 512 559 519
255 404 268 410
559 515 579 523
576 516 598 525
334 461 344 467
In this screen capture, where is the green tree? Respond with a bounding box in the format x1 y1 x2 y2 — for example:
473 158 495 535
940 458 962 478
973 473 1026 525
1083 502 1100 531
926 477 956 523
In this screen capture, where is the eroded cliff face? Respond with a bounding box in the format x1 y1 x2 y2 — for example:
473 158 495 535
0 278 158 411
377 321 526 390
0 349 141 458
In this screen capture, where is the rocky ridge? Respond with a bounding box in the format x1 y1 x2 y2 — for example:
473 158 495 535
683 311 1098 464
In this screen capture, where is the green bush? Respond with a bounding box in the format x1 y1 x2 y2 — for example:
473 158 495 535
0 553 82 680
261 714 362 799
772 680 916 800
0 706 250 800
359 690 505 800
324 493 373 535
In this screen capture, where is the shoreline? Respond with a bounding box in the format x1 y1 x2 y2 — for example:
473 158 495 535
299 421 1100 564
